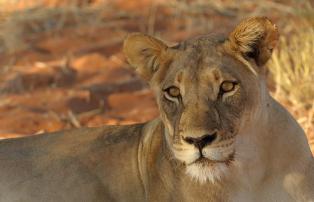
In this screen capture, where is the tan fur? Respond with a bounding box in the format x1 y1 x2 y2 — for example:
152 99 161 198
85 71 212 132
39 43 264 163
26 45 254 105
0 17 313 202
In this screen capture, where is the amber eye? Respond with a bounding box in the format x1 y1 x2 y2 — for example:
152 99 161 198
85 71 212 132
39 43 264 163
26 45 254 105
220 81 237 93
164 86 180 98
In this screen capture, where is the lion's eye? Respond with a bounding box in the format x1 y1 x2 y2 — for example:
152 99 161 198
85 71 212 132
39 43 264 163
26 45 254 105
220 81 237 93
164 86 180 99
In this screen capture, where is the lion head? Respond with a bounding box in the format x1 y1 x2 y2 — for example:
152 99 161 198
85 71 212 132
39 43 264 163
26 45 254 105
123 17 279 183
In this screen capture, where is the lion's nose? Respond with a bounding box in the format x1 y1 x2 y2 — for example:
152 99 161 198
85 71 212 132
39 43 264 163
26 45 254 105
183 133 217 149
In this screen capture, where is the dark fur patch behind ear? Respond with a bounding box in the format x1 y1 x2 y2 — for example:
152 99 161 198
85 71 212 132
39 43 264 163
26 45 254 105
245 44 260 61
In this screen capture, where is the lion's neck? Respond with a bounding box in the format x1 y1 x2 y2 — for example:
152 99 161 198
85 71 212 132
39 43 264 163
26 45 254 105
229 94 313 195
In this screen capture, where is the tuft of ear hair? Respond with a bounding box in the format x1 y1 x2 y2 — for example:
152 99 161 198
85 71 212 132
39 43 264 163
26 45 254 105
123 33 168 81
225 17 279 67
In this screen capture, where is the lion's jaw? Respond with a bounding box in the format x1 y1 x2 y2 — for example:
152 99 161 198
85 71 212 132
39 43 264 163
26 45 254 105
171 139 235 184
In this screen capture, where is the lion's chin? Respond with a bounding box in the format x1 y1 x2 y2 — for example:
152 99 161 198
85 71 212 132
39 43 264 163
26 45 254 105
185 157 231 184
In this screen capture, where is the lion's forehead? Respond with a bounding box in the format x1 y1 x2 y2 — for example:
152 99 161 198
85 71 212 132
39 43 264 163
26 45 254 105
157 35 257 105
179 41 222 66
162 43 253 92
178 34 226 49
168 38 235 76
164 55 237 93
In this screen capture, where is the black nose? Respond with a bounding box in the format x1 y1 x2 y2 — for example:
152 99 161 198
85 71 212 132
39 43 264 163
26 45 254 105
183 133 217 149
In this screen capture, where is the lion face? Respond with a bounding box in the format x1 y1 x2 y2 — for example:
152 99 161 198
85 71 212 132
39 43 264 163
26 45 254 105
154 38 261 183
123 17 278 183
141 43 255 183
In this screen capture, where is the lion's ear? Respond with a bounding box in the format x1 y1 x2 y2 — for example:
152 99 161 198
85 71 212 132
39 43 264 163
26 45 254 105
224 17 279 66
123 33 168 81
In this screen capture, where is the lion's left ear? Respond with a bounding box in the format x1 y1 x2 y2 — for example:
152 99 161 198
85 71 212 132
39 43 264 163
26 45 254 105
224 17 279 66
123 33 168 81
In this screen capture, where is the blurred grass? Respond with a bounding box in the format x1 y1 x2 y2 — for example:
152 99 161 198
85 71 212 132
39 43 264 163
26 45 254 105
269 25 314 109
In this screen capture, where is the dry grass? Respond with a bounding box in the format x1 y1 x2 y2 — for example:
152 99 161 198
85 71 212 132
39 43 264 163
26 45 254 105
269 25 314 109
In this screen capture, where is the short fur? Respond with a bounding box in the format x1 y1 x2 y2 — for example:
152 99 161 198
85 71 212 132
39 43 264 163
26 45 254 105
0 17 313 202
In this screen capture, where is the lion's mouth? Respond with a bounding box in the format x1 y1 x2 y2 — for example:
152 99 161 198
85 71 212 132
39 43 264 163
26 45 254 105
192 152 235 166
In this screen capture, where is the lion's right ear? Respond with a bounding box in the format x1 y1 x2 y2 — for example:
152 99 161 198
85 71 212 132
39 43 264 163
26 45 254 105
123 33 168 81
224 17 279 67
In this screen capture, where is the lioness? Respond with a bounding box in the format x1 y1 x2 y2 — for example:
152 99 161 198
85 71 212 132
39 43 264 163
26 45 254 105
0 17 313 202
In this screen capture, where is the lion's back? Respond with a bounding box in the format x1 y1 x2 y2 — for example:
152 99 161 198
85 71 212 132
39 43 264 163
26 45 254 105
0 124 146 202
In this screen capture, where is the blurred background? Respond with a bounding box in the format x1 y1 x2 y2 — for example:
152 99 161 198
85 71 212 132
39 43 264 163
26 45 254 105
0 0 313 154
